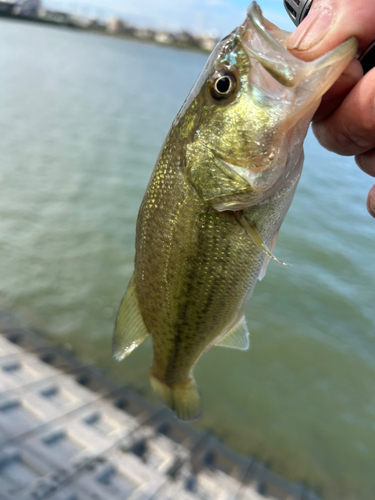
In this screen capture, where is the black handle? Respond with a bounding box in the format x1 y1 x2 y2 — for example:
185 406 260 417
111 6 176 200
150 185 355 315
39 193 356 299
283 0 375 74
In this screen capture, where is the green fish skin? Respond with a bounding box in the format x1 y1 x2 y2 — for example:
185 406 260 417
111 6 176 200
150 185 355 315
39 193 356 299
113 2 357 421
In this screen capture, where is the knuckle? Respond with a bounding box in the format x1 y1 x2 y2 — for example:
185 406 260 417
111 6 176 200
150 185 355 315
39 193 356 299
355 150 375 177
335 120 373 152
314 73 375 156
314 118 374 156
312 121 356 155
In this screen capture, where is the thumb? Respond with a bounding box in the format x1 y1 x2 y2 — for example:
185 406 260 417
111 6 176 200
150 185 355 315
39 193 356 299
286 0 375 60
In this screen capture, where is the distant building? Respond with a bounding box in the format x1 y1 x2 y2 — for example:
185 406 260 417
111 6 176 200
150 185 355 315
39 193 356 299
154 31 173 44
198 34 218 52
106 17 126 35
135 27 155 40
13 0 40 17
0 0 16 16
38 8 72 25
71 14 105 30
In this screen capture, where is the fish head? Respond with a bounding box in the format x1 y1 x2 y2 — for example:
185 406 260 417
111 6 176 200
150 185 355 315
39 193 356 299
182 2 357 210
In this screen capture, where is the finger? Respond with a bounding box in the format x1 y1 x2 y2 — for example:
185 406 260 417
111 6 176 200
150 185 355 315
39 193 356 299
356 149 375 177
366 184 375 218
313 59 363 122
287 0 375 60
312 67 375 155
322 59 363 101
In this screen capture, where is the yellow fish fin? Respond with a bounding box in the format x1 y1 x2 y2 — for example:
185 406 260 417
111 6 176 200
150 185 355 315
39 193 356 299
149 373 201 422
113 276 149 362
215 315 250 350
258 230 279 281
235 212 290 267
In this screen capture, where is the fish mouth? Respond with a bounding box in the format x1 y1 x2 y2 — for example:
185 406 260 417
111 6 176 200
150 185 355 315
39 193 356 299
241 2 303 89
241 2 358 92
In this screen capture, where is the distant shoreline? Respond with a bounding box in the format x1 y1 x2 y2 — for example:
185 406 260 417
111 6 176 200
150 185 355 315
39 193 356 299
0 11 213 55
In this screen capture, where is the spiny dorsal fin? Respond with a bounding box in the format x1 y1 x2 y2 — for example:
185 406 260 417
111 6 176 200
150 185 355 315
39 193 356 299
113 276 149 361
215 315 250 350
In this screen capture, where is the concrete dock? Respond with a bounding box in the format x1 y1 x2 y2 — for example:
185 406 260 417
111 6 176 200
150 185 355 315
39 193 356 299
0 318 320 500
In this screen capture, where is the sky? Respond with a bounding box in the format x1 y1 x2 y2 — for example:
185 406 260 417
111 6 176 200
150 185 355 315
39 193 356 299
43 0 295 35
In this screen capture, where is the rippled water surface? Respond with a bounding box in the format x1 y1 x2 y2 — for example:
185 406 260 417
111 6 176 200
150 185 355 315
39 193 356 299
0 19 374 500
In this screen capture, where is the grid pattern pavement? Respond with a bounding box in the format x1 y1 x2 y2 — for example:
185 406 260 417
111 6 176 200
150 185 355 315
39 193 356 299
0 321 320 500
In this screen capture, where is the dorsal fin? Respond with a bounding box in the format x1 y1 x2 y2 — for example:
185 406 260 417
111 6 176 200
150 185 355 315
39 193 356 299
215 315 250 350
113 276 149 361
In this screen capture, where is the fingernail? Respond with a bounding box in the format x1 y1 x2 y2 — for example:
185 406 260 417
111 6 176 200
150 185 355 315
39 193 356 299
287 9 333 51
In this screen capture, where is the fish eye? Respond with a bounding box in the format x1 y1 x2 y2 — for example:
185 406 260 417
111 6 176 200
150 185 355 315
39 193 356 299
210 71 237 101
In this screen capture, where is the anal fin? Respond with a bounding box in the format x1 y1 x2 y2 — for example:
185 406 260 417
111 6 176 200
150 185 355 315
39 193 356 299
113 276 149 361
215 315 250 350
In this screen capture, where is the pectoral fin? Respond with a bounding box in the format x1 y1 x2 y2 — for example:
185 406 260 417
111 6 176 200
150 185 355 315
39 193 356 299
235 212 290 267
113 276 149 361
258 230 279 280
215 315 250 350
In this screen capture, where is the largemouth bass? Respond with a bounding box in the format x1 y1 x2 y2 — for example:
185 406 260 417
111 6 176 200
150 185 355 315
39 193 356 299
113 2 357 420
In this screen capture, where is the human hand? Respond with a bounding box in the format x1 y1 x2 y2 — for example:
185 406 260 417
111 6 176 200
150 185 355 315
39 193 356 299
286 0 375 218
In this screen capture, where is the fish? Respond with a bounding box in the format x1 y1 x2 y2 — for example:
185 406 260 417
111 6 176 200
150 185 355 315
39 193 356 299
113 2 357 421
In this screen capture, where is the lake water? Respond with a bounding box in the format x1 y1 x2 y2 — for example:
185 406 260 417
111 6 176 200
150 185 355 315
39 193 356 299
0 18 374 500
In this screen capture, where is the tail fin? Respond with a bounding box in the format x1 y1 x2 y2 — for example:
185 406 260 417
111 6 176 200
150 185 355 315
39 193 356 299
149 372 201 421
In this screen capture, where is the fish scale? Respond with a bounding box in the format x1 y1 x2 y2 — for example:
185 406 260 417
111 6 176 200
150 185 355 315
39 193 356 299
113 2 357 420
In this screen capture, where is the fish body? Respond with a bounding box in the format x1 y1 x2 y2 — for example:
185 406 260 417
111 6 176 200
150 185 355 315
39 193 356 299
113 3 357 420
